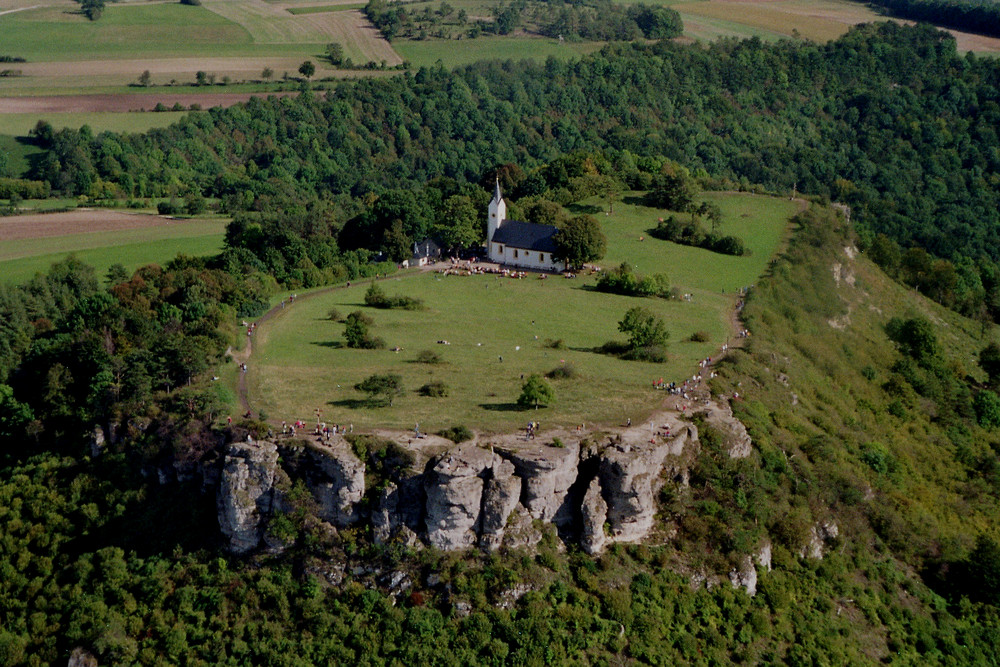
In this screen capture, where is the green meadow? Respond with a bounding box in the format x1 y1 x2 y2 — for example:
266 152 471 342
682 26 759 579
248 192 794 432
0 220 227 285
0 112 188 138
0 4 252 61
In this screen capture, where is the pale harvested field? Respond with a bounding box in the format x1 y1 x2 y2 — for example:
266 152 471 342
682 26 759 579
203 0 400 63
0 209 190 242
680 0 1000 53
0 91 300 113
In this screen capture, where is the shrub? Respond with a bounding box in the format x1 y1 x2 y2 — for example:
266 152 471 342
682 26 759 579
419 381 449 397
365 282 424 309
546 363 577 380
438 425 473 443
543 338 566 350
689 331 710 342
157 198 182 215
327 307 342 322
415 350 443 364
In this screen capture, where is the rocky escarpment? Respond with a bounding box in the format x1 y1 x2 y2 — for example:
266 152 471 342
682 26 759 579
214 407 758 557
217 440 281 555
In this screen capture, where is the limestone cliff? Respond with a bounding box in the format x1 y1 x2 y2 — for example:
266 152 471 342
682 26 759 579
217 441 280 554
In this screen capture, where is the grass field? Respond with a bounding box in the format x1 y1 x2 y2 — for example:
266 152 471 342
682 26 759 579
0 220 227 284
0 112 187 137
394 36 603 68
248 192 795 432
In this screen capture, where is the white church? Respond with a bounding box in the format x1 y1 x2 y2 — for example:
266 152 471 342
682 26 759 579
487 180 566 273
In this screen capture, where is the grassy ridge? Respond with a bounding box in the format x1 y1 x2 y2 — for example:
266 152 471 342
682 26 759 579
250 192 793 431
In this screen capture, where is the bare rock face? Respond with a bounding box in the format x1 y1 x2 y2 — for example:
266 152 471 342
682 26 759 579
372 482 400 545
307 441 365 527
479 457 522 551
756 541 773 572
68 647 98 667
503 503 543 550
580 476 608 555
425 444 494 550
702 399 752 459
600 440 671 543
90 425 105 458
801 521 839 560
502 442 579 525
729 555 758 596
667 424 698 457
217 441 279 555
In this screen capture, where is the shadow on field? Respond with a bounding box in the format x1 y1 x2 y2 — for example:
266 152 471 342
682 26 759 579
479 402 526 412
312 340 343 349
565 202 603 215
327 398 372 409
622 195 649 207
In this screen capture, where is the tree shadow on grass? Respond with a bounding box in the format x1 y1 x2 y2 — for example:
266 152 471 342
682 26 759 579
565 202 603 215
312 340 344 349
327 398 372 409
623 195 649 207
479 402 527 412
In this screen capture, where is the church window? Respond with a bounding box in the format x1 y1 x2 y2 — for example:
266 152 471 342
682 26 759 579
514 249 519 259
541 253 546 262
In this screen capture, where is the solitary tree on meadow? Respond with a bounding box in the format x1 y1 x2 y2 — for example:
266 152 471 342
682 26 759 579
298 61 316 80
518 374 555 410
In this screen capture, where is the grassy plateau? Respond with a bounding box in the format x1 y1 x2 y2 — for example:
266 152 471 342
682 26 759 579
247 192 796 432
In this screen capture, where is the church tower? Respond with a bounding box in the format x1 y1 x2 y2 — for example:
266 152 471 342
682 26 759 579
487 178 506 244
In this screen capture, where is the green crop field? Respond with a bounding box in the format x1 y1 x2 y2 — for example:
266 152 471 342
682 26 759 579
0 220 228 285
0 112 187 138
0 4 249 61
394 37 603 69
247 192 794 432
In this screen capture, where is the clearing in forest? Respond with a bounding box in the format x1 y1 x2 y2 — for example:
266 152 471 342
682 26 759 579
247 192 796 433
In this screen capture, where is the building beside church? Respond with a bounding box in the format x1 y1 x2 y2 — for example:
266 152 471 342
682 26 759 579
487 180 566 272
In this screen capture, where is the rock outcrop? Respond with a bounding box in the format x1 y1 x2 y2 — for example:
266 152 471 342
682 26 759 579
801 521 839 560
479 457 522 551
729 555 758 596
580 477 608 555
212 405 761 556
600 439 672 543
702 399 752 459
217 441 280 554
424 444 494 550
502 441 579 525
306 441 365 527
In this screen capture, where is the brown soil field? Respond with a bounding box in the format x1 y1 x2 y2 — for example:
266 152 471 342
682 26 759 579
0 91 302 113
0 209 196 241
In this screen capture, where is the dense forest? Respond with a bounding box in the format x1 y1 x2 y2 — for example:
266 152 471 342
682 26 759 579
16 23 1000 323
861 0 1000 39
6 22 1000 664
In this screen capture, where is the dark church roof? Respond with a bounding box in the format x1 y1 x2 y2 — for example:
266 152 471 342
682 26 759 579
491 220 559 253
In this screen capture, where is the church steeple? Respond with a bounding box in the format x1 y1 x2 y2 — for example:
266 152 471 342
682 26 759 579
487 177 506 244
492 177 502 205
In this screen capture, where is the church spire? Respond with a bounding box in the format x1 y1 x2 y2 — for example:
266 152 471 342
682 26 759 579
492 176 502 204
